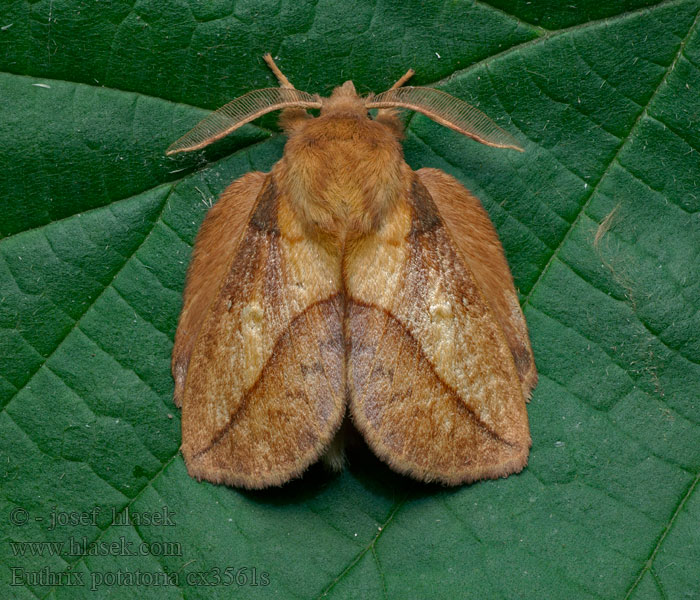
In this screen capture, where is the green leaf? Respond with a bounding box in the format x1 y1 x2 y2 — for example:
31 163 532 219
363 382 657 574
1 0 699 598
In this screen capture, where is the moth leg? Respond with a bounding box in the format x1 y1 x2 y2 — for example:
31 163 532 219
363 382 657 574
375 68 415 133
263 53 295 89
388 68 415 91
263 53 309 133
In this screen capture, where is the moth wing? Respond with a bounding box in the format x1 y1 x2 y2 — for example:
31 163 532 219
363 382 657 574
417 168 537 399
179 175 346 489
345 174 530 485
172 171 267 408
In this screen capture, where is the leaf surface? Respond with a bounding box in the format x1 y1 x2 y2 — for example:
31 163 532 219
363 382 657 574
1 1 699 598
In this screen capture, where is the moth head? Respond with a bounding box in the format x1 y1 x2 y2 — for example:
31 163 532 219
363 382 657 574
319 80 366 118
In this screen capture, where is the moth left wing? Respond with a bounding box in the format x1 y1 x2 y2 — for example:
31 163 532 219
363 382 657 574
345 175 530 485
181 175 346 489
172 171 267 408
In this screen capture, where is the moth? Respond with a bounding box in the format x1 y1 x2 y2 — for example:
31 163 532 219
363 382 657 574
168 54 537 489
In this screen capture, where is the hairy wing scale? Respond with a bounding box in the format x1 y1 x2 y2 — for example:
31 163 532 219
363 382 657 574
180 172 529 486
180 177 345 488
344 176 529 483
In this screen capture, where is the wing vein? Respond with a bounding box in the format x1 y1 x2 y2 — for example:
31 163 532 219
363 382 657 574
192 297 337 459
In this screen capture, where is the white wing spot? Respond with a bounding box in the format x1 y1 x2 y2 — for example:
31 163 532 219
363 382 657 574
430 302 453 321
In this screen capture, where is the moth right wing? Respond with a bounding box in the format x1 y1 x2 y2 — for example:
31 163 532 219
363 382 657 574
179 175 346 489
345 174 530 485
417 168 537 399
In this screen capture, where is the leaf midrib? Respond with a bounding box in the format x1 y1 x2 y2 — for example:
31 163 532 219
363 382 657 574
624 472 700 598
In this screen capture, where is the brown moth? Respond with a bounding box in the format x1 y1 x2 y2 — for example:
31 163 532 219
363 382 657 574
168 54 537 489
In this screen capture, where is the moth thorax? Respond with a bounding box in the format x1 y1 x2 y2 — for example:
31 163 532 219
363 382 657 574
280 129 406 240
